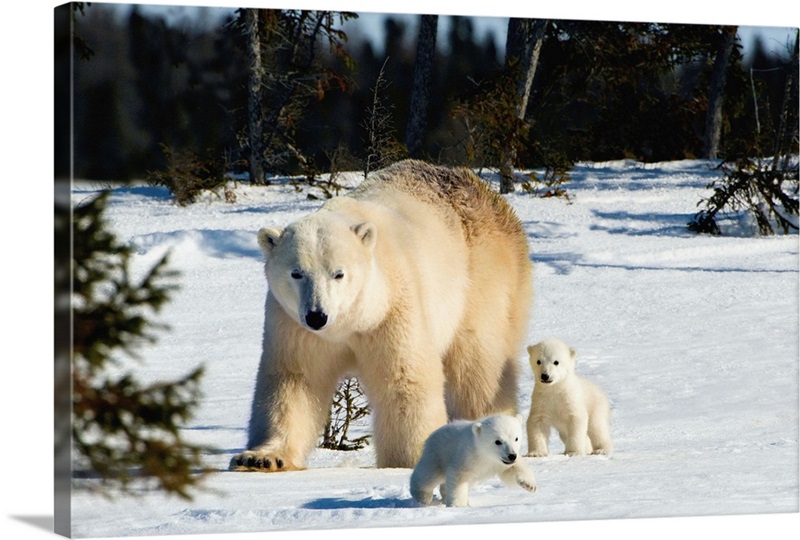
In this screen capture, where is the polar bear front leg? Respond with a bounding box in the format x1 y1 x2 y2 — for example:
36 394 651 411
368 371 448 468
231 303 350 472
358 337 448 469
562 414 590 456
526 413 551 457
499 461 538 493
231 368 333 472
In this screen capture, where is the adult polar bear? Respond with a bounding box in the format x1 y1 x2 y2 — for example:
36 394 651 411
231 160 533 472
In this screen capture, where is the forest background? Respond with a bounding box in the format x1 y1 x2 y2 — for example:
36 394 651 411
63 1 798 187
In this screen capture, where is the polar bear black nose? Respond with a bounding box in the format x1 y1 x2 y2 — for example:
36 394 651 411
507 453 517 462
305 310 328 330
540 373 550 382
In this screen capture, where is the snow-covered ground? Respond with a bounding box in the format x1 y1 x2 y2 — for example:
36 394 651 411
63 159 799 539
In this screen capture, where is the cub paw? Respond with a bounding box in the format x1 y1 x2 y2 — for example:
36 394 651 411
517 478 538 493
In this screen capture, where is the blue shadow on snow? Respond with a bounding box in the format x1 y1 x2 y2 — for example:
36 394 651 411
302 497 419 510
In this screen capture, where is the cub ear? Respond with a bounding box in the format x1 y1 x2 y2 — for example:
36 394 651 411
569 347 577 361
352 222 377 250
471 422 482 437
515 413 524 425
257 227 283 258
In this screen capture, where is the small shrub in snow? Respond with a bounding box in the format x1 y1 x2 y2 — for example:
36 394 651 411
320 377 371 451
689 156 799 236
361 58 405 179
521 158 573 201
147 144 236 206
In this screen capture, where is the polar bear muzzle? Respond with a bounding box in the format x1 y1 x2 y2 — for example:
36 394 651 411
502 452 518 465
305 310 328 331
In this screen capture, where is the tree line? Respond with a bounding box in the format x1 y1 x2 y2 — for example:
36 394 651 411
68 5 798 186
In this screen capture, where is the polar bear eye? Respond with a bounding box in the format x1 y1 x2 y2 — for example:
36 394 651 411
536 360 541 365
291 270 303 280
333 270 345 280
495 440 501 446
554 361 559 366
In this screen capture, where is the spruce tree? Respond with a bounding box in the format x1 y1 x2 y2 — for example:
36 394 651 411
71 192 210 499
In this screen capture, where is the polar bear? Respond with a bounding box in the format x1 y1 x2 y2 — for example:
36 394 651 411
526 338 613 457
410 414 538 507
231 160 533 472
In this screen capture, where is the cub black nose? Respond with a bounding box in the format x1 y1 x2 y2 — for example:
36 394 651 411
540 373 550 382
305 311 328 330
507 453 517 463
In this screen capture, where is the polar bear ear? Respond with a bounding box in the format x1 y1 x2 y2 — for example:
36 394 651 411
526 344 536 356
257 227 283 257
515 413 524 425
472 422 482 437
569 347 577 361
352 222 377 250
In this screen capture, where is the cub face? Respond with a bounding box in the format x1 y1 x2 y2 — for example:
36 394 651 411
257 212 377 335
527 338 577 386
472 414 524 466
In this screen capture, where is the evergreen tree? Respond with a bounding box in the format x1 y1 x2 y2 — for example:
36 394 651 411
704 26 739 159
238 9 356 177
405 14 438 158
244 8 267 184
690 33 799 236
72 193 210 499
499 18 547 193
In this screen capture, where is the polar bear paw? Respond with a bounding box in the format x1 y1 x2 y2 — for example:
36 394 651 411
517 477 538 493
229 450 301 472
526 450 548 458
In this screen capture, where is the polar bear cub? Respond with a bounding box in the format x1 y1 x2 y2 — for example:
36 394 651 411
410 414 537 507
526 338 613 457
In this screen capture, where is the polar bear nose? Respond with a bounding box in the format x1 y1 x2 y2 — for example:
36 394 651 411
540 373 550 382
507 453 517 463
305 310 328 330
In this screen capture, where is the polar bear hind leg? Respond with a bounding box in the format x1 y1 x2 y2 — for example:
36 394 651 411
443 240 531 419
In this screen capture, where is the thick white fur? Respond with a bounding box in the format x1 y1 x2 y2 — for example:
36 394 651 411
410 414 537 507
231 160 533 472
526 338 613 457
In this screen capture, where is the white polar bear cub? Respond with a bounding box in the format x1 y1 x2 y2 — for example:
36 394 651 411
526 338 613 457
410 414 538 507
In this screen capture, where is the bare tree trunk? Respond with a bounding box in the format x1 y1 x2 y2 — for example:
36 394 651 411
703 26 738 160
499 18 547 193
405 14 438 159
772 32 799 168
245 9 266 184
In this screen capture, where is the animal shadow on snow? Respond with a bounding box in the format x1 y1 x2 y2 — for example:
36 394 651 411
590 210 694 237
529 252 582 276
302 496 418 510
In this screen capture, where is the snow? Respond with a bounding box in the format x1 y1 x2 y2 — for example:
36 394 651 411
66 159 799 539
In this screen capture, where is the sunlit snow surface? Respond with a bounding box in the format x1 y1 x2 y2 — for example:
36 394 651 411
70 160 799 538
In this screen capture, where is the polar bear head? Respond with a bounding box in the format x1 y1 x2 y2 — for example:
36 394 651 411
472 414 524 466
257 210 378 336
527 338 577 386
